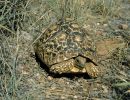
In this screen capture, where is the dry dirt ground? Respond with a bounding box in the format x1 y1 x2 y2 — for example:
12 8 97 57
0 0 130 100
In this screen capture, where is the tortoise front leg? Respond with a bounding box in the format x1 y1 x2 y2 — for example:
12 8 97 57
85 62 101 78
50 59 83 74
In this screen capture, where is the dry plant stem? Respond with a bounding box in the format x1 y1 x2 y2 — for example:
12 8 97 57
29 10 52 29
113 82 130 87
25 0 32 9
11 30 19 99
0 25 15 35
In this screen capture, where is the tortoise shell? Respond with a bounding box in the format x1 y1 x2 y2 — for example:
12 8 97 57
34 18 101 78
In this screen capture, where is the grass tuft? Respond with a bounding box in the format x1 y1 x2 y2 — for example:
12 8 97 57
0 0 129 99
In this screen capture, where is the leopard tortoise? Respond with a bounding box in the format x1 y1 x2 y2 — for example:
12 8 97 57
34 18 102 78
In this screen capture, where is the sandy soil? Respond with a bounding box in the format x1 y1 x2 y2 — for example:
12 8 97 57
1 0 130 100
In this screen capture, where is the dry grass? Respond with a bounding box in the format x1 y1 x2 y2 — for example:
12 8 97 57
0 0 130 99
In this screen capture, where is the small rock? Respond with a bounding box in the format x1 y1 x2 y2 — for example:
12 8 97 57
74 95 78 99
126 55 130 62
118 24 128 30
97 23 100 25
66 82 70 85
47 76 53 80
103 24 108 27
125 89 130 93
102 85 109 93
61 96 66 99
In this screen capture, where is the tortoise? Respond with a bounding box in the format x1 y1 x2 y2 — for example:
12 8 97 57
34 18 102 78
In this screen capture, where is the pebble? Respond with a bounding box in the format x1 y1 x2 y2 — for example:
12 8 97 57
74 95 78 99
125 89 130 93
126 55 130 62
97 23 100 25
118 24 128 30
61 96 66 99
102 85 108 93
103 24 108 27
47 76 53 80
66 82 70 85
